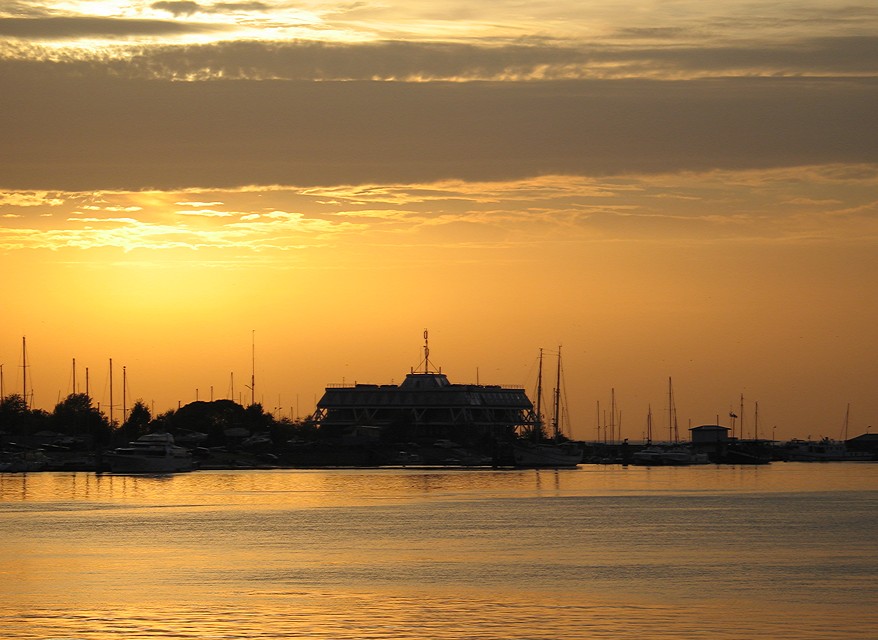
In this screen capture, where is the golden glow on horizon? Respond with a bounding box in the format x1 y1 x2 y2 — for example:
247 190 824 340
2 167 877 439
2 0 877 440
2 168 876 256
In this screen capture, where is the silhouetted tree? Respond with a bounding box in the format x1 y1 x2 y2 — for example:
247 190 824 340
173 399 246 444
0 394 28 428
243 403 273 432
52 393 111 446
151 409 176 433
269 416 306 446
1 393 50 436
294 417 319 441
119 399 151 443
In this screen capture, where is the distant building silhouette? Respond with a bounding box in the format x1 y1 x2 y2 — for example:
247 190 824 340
314 370 535 446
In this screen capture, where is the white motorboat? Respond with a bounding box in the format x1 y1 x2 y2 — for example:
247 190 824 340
660 447 711 465
105 432 194 474
781 438 871 462
632 445 710 466
631 445 666 466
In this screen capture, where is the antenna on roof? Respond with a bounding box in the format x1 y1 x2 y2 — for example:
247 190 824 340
423 329 430 373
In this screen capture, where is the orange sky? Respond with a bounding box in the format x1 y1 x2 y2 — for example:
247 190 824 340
1 1 877 440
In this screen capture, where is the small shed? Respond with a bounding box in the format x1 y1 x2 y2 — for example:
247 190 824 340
690 425 730 445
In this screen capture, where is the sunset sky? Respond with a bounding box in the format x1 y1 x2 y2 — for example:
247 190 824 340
2 0 877 441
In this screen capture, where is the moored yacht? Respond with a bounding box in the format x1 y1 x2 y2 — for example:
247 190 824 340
512 440 582 467
105 432 194 474
780 438 872 462
632 445 710 466
511 347 582 468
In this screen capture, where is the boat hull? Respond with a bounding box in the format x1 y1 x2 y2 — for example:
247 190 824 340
104 433 194 474
105 454 194 474
633 447 711 466
512 442 582 468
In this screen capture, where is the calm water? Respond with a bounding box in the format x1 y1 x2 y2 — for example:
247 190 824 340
1 464 877 639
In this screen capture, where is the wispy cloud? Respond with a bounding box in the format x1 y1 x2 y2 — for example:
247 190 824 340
2 167 877 255
0 16 229 39
151 1 272 17
175 208 235 217
151 1 202 17
0 191 64 207
4 36 878 80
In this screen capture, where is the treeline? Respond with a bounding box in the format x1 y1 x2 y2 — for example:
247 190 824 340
0 393 316 450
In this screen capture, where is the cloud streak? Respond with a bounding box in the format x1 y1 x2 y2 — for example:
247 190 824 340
2 167 877 255
4 37 878 80
151 1 272 17
2 72 876 191
0 16 228 39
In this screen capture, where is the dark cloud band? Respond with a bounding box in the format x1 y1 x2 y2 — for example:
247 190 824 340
0 16 226 38
1 75 876 190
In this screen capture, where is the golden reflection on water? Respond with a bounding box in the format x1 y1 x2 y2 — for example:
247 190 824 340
4 585 873 639
4 463 877 507
2 465 878 639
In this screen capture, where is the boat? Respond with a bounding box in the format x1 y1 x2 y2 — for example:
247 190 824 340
513 440 582 467
512 347 582 468
632 444 710 466
780 437 871 462
0 445 49 472
632 381 708 466
631 445 664 465
632 406 665 465
779 406 872 462
660 446 710 465
104 432 195 473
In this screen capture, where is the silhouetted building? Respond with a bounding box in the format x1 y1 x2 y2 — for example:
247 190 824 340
313 370 536 445
845 433 878 457
690 424 771 464
691 424 730 447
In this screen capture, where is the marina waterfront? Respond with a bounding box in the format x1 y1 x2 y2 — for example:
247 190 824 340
2 463 877 639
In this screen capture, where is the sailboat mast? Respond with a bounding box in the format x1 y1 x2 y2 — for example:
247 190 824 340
72 358 77 395
109 358 114 427
534 348 543 439
552 346 562 440
610 387 616 444
754 400 759 441
22 336 28 409
123 365 127 424
251 330 256 407
668 377 673 443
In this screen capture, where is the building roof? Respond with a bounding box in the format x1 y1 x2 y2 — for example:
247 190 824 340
690 424 730 432
318 373 532 410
